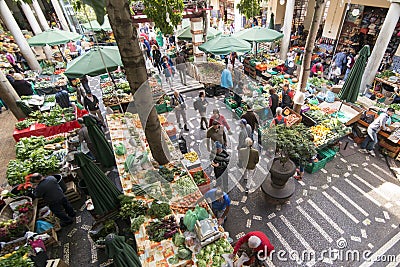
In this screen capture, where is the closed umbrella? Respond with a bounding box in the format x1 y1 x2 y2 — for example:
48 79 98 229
105 234 141 267
83 115 116 168
64 46 122 78
233 26 283 43
269 13 275 30
27 29 81 46
82 16 112 32
74 153 121 216
338 45 370 104
199 35 251 55
177 26 222 41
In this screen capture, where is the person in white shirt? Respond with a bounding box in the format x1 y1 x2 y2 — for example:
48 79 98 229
359 108 394 157
293 90 305 114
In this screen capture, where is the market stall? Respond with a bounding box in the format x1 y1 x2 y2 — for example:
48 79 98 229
106 112 234 266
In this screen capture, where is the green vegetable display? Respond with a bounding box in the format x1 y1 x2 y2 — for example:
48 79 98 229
177 246 192 260
118 195 148 219
196 238 233 267
147 201 171 219
130 215 145 232
173 233 185 247
308 77 332 87
173 175 197 196
159 167 175 182
192 171 207 185
114 143 127 156
0 246 34 267
15 119 36 130
15 136 47 160
145 216 178 242
376 70 395 78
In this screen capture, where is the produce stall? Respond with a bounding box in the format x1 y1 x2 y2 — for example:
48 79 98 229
106 113 234 266
12 105 87 142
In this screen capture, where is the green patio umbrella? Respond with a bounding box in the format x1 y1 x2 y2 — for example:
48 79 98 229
64 46 122 78
105 234 141 267
233 26 283 43
338 45 370 104
199 35 251 55
83 115 116 168
269 13 275 30
177 26 222 41
27 29 81 46
82 16 112 32
74 153 121 216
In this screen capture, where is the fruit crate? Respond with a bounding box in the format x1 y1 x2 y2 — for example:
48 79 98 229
189 167 211 195
318 147 337 163
305 154 329 174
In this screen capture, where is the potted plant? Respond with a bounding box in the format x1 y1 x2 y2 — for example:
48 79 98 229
262 124 317 190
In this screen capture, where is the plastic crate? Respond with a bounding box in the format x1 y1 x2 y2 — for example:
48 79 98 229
318 147 337 162
305 155 328 174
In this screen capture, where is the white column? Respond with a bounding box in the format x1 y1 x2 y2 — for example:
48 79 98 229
20 1 53 60
32 0 50 30
280 0 295 60
234 0 242 32
361 0 400 94
0 0 41 71
51 0 70 31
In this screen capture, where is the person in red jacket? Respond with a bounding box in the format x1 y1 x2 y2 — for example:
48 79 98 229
209 109 232 134
231 231 274 265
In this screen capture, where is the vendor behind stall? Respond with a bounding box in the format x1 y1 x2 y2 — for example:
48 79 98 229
202 187 231 225
359 108 395 157
12 73 34 97
55 87 72 108
271 107 287 126
281 84 293 109
310 63 324 77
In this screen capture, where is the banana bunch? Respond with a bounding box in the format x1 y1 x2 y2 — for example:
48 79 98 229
184 151 198 162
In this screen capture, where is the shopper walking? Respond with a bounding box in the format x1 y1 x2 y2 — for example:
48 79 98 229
269 88 279 117
171 90 189 131
238 138 259 193
209 109 232 134
241 105 259 139
83 91 105 125
194 91 208 130
210 141 230 186
359 108 394 157
231 231 274 266
151 45 162 74
207 121 227 151
161 56 175 89
175 52 187 85
332 50 348 75
31 173 76 227
238 119 252 150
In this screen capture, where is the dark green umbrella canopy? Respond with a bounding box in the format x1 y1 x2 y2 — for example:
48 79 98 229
27 29 80 46
176 26 222 41
82 16 112 32
269 13 275 30
64 46 122 78
233 26 283 42
83 115 116 168
105 234 141 267
74 153 121 216
199 35 251 55
338 45 371 103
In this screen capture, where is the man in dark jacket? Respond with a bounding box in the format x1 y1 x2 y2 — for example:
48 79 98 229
55 87 72 108
210 141 230 180
31 173 76 227
281 84 293 109
175 53 187 85
241 105 259 139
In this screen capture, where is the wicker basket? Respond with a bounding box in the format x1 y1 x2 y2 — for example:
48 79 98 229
0 196 32 222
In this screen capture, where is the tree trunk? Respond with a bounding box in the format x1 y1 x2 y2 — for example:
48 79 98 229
298 0 327 92
0 0 41 71
0 71 26 120
106 0 169 165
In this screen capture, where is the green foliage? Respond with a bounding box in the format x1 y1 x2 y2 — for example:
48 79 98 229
73 0 106 25
237 0 261 19
141 0 184 34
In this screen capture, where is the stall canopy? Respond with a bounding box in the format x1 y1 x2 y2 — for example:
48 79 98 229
27 29 80 46
233 26 283 43
83 115 116 168
82 16 112 32
74 153 121 216
338 45 371 103
199 35 251 55
177 26 222 41
105 234 141 267
269 13 275 30
64 46 122 78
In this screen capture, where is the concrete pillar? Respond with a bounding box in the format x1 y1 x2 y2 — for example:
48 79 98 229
280 0 295 60
19 1 53 60
234 0 242 32
191 17 206 62
303 0 316 30
0 0 41 71
0 62 26 119
322 0 346 39
361 0 400 94
32 0 50 31
51 0 70 31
